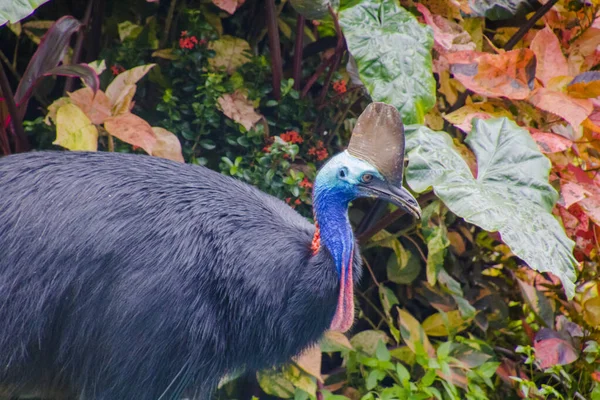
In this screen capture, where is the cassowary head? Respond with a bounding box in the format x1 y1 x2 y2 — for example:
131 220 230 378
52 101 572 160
313 102 421 219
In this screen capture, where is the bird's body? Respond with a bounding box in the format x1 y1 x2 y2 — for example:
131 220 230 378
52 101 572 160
0 102 420 400
0 151 361 399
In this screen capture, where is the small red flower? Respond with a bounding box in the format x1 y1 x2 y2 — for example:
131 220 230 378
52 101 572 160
179 36 198 49
294 199 301 205
299 178 313 189
285 198 291 204
110 65 125 76
308 140 328 161
180 30 188 37
333 79 347 94
262 145 271 153
199 39 207 46
592 371 600 383
280 130 303 144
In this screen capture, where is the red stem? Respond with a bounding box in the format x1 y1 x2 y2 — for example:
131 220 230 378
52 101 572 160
301 54 335 97
0 62 27 153
64 0 94 93
265 0 283 100
292 15 305 90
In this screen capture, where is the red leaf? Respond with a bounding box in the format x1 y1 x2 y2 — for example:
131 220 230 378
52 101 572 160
446 50 536 100
14 16 83 114
534 329 578 369
528 88 593 129
530 27 569 87
528 128 572 153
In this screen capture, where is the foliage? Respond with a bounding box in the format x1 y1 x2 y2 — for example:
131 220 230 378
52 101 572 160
2 0 600 399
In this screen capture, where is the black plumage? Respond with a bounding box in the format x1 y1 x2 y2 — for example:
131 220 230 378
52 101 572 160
0 151 361 399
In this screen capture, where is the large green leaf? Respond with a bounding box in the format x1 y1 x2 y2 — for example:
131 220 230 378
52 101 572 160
405 117 578 298
339 0 435 124
0 0 51 26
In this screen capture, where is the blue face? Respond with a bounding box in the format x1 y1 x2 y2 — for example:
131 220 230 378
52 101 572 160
314 151 385 204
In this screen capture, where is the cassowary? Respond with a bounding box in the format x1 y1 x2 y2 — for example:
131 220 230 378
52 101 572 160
0 102 420 399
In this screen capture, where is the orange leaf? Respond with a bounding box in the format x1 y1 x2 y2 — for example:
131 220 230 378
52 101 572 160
104 113 157 155
151 127 184 163
567 71 600 99
528 128 572 153
530 27 569 87
528 88 593 129
67 87 112 125
446 49 536 100
293 344 322 382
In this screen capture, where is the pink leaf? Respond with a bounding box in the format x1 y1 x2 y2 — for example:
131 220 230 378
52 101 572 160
528 128 572 153
534 328 578 369
560 181 589 208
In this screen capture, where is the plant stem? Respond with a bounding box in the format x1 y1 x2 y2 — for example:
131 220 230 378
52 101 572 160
301 54 335 97
160 0 178 49
504 0 559 50
292 15 305 90
64 0 94 94
265 0 283 100
0 62 28 153
0 50 20 81
357 192 435 244
318 5 345 104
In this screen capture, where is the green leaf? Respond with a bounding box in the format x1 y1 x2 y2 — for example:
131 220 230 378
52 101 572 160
405 118 577 298
339 0 435 124
397 308 435 358
257 369 295 398
350 330 388 355
370 230 420 285
0 0 51 26
425 224 449 286
375 340 391 362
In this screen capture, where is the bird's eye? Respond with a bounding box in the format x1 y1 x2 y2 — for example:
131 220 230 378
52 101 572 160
361 173 373 183
338 168 348 179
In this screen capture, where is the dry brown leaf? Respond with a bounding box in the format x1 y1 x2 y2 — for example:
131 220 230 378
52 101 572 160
151 127 184 163
444 102 512 132
212 0 245 14
528 88 593 129
446 49 536 100
67 88 112 125
104 113 157 155
217 90 262 131
530 27 569 87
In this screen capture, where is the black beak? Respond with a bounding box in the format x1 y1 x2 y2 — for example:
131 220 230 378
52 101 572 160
361 180 422 219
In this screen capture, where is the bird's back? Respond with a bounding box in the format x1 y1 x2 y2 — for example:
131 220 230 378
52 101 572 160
0 151 344 399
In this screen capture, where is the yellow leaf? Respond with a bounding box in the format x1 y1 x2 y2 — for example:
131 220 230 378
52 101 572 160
151 127 184 163
45 97 72 125
53 104 98 151
111 84 137 116
152 49 179 60
208 36 251 74
105 64 156 107
422 310 470 337
397 308 435 357
321 330 353 352
104 113 157 155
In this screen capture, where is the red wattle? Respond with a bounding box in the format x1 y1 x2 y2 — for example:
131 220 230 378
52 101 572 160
330 252 354 332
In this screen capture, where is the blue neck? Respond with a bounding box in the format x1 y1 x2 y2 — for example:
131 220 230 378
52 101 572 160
313 186 355 278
